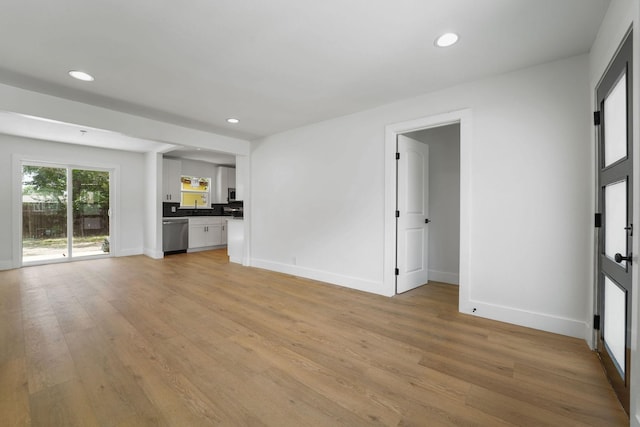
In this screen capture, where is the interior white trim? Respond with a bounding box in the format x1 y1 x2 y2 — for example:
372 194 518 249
251 258 391 297
11 154 21 269
117 247 144 257
469 300 588 339
143 248 164 259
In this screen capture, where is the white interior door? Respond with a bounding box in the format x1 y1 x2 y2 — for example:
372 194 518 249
396 134 430 293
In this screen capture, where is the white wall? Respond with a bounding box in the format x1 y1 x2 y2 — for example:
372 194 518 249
406 124 460 285
144 152 163 259
588 0 639 423
179 159 218 180
251 53 591 337
0 134 147 267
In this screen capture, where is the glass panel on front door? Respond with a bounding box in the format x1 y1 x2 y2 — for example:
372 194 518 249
604 73 627 167
604 275 627 377
604 180 628 266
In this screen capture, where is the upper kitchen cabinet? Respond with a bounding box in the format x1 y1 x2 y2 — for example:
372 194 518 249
162 158 181 202
216 166 236 203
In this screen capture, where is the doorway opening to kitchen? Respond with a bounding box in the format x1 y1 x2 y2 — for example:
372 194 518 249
21 162 113 265
384 109 471 305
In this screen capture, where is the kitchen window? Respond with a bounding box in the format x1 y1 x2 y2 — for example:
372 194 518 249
181 176 210 208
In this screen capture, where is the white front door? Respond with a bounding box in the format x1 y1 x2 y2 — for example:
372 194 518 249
396 134 430 293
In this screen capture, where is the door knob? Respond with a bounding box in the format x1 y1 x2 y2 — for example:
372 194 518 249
614 252 632 264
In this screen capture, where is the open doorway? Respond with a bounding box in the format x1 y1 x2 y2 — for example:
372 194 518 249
400 124 460 291
383 109 471 304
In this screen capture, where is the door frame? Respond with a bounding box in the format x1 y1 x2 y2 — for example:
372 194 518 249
384 109 472 305
12 153 119 268
593 29 633 414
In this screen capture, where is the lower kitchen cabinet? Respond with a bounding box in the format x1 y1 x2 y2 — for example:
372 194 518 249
188 217 227 250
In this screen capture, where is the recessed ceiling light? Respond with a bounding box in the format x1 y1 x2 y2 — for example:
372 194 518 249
69 70 95 81
226 118 239 124
435 33 459 48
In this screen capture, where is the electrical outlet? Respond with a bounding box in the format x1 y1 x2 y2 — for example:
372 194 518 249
171 206 176 213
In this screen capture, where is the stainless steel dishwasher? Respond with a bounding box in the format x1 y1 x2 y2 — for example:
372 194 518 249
162 218 189 254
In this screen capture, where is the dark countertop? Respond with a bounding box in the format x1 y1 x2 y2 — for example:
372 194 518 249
163 202 242 218
163 202 227 217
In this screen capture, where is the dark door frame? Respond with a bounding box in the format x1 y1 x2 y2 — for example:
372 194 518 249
595 29 633 415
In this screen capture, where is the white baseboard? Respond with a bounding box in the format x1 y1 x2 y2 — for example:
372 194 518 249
0 260 14 270
251 258 392 297
143 248 164 259
117 247 144 257
429 269 459 285
459 299 587 339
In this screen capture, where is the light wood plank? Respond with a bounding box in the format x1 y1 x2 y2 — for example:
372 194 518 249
23 313 76 394
29 379 100 427
0 357 31 426
64 327 167 426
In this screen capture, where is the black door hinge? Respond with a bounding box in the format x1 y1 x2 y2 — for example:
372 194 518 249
395 268 399 276
594 314 600 331
395 210 400 218
396 152 400 160
595 213 602 228
594 111 601 126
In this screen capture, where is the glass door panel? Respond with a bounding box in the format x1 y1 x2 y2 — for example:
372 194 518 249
604 73 627 167
22 164 111 264
604 180 628 266
72 169 110 257
604 275 627 377
22 165 68 262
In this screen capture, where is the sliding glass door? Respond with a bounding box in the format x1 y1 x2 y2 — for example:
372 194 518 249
22 164 111 264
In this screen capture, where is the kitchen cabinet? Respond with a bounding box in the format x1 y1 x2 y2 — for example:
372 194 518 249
162 158 182 202
188 217 227 250
216 166 236 203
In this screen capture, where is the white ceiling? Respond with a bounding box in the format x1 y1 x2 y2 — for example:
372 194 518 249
0 0 610 152
0 111 175 152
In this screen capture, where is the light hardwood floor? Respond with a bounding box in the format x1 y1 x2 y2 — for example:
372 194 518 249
0 249 628 426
